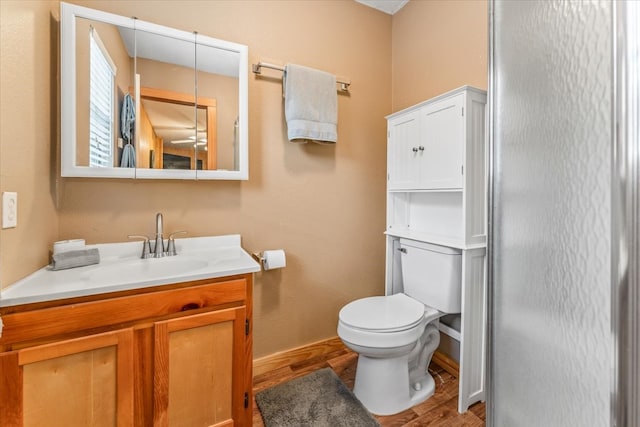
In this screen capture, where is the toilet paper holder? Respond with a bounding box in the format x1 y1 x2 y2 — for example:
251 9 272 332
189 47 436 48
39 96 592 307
251 252 265 267
251 249 286 271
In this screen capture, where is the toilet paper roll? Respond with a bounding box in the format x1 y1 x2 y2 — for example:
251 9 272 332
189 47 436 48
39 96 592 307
262 249 286 270
53 239 86 255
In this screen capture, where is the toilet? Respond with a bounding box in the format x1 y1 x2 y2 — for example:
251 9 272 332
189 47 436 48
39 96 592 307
337 239 462 416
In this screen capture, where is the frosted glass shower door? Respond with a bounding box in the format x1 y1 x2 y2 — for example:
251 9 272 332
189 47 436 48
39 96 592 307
490 1 613 426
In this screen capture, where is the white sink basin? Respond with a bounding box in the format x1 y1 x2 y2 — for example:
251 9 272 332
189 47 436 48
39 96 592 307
0 235 261 307
89 256 209 284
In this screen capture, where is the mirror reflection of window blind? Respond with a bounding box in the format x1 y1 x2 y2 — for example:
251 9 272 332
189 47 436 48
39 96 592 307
89 27 116 168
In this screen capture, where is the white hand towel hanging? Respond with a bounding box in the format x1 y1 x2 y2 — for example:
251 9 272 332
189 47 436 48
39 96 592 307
283 64 338 144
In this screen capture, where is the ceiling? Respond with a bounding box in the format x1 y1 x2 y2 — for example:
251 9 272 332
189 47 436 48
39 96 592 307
355 0 409 15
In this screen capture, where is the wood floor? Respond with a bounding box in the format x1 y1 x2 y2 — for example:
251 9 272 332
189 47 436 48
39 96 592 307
252 346 486 426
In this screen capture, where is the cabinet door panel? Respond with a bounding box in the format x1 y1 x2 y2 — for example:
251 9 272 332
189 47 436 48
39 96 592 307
0 329 134 427
154 307 246 427
420 94 465 189
388 110 421 190
24 347 117 427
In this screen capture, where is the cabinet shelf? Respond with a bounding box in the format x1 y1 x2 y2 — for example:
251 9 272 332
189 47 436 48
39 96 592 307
438 322 461 341
384 229 485 250
439 314 462 341
387 188 463 194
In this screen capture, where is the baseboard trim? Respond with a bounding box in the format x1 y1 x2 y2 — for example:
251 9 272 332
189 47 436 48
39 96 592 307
254 337 461 380
253 337 345 377
432 350 460 378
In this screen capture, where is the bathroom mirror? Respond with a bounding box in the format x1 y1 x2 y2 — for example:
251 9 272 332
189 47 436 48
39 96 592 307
61 2 249 180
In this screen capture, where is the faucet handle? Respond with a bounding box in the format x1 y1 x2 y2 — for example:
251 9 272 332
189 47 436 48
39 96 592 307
168 231 187 239
166 231 187 256
128 234 152 259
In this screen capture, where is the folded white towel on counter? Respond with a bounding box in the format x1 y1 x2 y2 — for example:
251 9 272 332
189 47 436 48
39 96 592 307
51 248 100 271
52 239 86 255
284 64 337 144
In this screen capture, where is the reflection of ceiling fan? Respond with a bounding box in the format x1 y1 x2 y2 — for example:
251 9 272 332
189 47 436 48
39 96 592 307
152 126 206 131
170 135 208 146
155 127 207 144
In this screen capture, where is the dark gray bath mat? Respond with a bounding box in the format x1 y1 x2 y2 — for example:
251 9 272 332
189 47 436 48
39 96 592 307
255 367 381 427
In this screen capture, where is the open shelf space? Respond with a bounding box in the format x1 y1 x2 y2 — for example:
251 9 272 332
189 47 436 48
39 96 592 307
439 314 462 341
387 191 464 245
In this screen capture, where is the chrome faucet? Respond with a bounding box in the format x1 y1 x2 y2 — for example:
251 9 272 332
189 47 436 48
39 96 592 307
153 213 165 256
128 213 186 259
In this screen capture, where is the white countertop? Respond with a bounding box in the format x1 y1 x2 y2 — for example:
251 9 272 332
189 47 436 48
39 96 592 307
0 235 261 307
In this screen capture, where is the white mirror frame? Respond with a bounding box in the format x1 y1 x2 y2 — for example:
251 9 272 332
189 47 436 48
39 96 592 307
60 2 249 180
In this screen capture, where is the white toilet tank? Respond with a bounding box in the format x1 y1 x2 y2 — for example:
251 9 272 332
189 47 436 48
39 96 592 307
399 239 462 313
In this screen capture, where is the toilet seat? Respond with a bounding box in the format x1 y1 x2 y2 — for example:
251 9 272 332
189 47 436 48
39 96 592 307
338 293 442 350
339 294 425 333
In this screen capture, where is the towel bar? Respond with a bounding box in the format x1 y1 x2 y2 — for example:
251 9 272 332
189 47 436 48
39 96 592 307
252 61 351 92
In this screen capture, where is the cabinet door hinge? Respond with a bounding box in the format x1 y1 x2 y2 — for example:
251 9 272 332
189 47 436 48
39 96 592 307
461 165 464 175
462 107 464 116
244 392 249 408
245 319 250 336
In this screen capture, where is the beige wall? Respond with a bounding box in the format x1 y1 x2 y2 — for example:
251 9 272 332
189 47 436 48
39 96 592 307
0 0 488 359
392 0 488 111
0 0 60 289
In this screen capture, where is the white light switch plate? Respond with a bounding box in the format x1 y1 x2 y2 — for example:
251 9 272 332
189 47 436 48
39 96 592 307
2 192 17 228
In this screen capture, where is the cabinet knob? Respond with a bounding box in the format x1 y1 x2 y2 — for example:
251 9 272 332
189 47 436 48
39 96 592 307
412 147 419 153
418 146 425 151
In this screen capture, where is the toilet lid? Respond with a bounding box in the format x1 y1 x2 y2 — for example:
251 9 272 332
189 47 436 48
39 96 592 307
339 294 425 332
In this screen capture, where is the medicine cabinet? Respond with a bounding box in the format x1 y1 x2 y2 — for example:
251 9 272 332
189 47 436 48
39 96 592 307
60 2 249 180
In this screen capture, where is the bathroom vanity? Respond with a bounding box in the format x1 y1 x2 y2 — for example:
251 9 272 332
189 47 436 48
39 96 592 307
385 86 487 413
0 235 260 427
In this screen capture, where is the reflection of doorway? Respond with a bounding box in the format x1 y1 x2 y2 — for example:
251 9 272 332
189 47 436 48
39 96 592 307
163 153 203 170
134 86 217 169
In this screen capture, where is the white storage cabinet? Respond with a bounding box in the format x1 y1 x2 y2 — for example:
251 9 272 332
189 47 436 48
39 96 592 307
384 86 487 413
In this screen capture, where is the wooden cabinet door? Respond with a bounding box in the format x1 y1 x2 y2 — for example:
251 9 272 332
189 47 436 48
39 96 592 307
419 94 465 189
153 307 247 427
0 329 134 427
388 110 421 190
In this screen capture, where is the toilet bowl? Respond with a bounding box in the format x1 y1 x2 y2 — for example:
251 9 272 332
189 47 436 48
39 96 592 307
338 294 442 415
337 239 462 415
